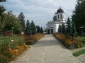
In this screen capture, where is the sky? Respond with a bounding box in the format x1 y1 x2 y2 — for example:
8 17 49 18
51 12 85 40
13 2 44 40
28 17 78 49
0 0 77 28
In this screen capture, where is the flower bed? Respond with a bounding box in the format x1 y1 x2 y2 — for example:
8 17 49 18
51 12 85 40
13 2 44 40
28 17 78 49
25 33 44 45
0 35 28 63
0 44 28 63
53 33 82 49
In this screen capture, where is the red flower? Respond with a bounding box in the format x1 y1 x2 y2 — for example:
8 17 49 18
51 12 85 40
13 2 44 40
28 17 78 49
6 31 10 36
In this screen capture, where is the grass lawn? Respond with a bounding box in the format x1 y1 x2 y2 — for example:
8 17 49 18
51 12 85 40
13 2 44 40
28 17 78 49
0 35 25 48
79 36 85 47
73 49 85 56
73 36 85 56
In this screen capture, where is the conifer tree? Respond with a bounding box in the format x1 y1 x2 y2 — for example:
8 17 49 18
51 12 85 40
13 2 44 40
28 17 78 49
0 0 6 2
25 20 31 35
31 21 36 34
66 17 71 35
70 22 77 37
58 25 62 33
72 0 85 29
18 12 25 32
40 27 43 33
61 23 65 34
36 26 41 33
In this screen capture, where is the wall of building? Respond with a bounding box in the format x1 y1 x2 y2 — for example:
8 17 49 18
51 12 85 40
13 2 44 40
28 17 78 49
57 13 65 21
53 24 59 33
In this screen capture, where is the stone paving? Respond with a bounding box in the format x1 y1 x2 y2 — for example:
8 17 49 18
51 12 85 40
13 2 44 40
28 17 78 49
9 35 82 63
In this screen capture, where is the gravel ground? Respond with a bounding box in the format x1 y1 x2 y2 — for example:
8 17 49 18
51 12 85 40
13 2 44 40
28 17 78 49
9 35 82 63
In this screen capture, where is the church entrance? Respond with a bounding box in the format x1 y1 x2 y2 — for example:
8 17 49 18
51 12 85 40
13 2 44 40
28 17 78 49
47 29 53 34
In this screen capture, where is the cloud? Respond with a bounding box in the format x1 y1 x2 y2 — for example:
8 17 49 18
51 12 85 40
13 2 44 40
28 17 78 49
3 0 77 27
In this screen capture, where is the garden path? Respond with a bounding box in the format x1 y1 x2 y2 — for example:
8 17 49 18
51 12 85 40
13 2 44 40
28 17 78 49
9 35 82 63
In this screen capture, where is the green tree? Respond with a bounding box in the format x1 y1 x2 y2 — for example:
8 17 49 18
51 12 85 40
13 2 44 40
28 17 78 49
0 0 6 2
40 27 43 33
70 22 77 37
0 5 6 33
25 20 31 35
31 21 36 34
72 0 85 29
3 11 22 34
61 23 65 34
36 26 41 33
18 12 25 32
66 17 71 35
58 25 62 33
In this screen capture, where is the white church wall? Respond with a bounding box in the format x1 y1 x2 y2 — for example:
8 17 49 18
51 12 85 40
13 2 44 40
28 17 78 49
57 13 65 21
53 24 59 33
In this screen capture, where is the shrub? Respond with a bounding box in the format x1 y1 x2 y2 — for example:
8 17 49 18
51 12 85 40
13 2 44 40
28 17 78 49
25 33 44 45
54 33 82 49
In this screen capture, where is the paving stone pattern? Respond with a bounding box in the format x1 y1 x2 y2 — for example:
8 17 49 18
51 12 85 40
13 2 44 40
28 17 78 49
9 35 82 63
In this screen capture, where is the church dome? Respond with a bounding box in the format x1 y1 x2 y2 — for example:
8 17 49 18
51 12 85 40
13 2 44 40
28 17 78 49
56 7 64 13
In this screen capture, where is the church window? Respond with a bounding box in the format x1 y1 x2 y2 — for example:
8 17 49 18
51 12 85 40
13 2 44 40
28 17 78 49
61 14 62 19
58 15 59 19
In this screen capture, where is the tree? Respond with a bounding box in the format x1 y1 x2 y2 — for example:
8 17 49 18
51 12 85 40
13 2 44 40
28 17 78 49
61 23 65 34
0 0 6 2
18 12 25 32
36 26 41 33
3 11 22 34
31 21 36 34
40 27 43 33
25 20 31 35
58 25 62 33
66 17 71 35
0 5 6 33
70 22 77 37
72 0 85 29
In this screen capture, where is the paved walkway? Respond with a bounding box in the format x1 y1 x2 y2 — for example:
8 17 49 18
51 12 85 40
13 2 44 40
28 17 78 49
9 35 82 63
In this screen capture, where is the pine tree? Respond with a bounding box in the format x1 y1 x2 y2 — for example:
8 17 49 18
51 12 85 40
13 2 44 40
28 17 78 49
72 0 85 29
36 26 41 33
0 0 6 2
40 27 43 33
61 23 65 34
58 25 62 33
70 22 77 37
18 12 25 32
66 17 71 35
31 21 36 34
25 20 31 35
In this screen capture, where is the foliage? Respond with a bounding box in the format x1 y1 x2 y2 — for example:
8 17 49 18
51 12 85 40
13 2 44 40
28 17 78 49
25 20 31 35
18 12 25 32
36 26 41 33
58 25 62 33
70 22 77 37
61 23 65 34
0 5 6 33
65 17 71 35
0 0 6 2
54 33 82 49
0 35 28 63
72 0 85 29
25 33 44 45
73 49 85 56
78 36 85 47
0 6 22 34
3 11 22 34
40 27 43 33
31 21 36 34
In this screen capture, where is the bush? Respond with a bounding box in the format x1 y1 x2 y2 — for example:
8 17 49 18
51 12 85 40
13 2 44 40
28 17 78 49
54 33 82 49
25 33 44 45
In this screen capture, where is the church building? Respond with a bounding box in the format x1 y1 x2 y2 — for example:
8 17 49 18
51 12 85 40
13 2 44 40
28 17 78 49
46 7 66 34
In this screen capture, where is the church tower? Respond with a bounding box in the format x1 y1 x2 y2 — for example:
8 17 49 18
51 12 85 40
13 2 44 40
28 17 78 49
53 7 65 22
46 7 66 34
